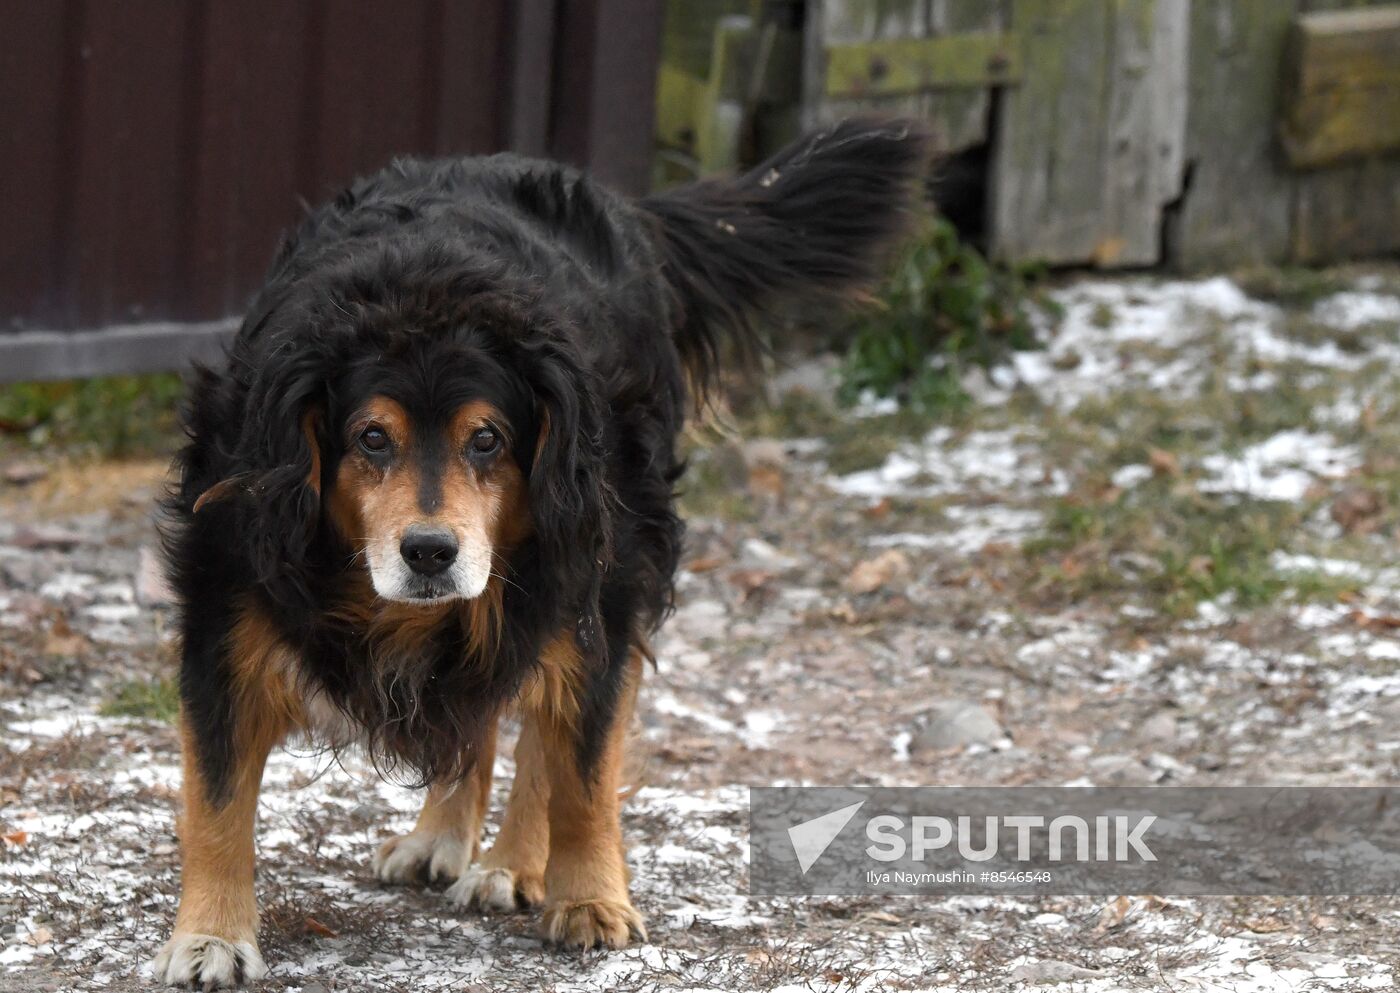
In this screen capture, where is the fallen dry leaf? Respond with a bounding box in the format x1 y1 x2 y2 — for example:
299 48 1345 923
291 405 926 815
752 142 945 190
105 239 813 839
1243 916 1290 934
1096 895 1131 932
1186 555 1215 579
863 498 893 520
828 602 860 624
747 463 785 500
305 916 338 938
844 549 911 595
43 618 87 658
859 910 902 925
1149 447 1181 478
1350 610 1400 632
1058 555 1086 580
684 555 725 574
1331 486 1386 535
2 830 28 847
727 568 776 603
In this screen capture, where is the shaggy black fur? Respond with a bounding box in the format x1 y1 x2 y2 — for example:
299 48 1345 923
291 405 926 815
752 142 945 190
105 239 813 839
164 118 927 804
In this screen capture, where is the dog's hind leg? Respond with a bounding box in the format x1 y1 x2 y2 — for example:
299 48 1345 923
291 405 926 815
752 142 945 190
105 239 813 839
448 712 550 912
373 721 497 885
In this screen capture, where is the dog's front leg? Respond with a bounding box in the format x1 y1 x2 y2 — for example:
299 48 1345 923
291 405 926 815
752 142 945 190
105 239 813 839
449 710 550 912
374 722 497 885
536 641 646 950
153 616 286 988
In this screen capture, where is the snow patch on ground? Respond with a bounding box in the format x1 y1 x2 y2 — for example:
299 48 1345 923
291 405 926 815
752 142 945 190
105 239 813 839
869 506 1044 554
1198 430 1360 501
830 428 1067 501
1008 278 1400 410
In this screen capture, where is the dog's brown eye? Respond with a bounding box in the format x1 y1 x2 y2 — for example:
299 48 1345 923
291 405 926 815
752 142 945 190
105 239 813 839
470 427 500 456
359 426 389 454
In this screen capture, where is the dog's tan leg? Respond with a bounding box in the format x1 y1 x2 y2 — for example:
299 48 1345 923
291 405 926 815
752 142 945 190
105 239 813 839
536 644 645 950
374 722 497 884
448 715 550 911
152 704 284 987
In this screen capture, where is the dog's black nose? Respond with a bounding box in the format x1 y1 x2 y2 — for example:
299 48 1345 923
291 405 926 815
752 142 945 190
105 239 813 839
400 527 458 577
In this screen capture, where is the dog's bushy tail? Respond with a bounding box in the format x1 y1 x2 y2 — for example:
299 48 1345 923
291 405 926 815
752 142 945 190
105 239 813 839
640 118 928 394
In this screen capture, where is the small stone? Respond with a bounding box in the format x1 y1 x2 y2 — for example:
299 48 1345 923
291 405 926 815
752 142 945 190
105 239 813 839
707 442 750 489
348 804 380 823
135 546 174 607
744 439 788 499
12 525 85 550
672 599 728 641
913 700 1004 751
1009 960 1105 984
2 555 47 590
2 461 48 486
743 439 787 469
1140 711 1178 742
1086 754 1150 785
741 538 797 569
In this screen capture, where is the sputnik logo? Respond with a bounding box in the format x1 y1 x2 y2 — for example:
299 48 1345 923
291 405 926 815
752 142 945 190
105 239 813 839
787 800 865 874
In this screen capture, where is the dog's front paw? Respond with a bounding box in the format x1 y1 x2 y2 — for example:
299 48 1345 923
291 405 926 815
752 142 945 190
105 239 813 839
447 865 545 912
373 831 467 884
152 933 267 988
541 899 647 950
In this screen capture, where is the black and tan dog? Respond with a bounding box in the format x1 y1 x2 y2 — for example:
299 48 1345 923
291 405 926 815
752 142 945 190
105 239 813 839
152 119 926 987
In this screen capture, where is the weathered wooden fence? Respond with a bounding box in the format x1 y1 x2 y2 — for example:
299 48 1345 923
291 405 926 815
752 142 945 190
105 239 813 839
659 0 1400 270
0 0 662 383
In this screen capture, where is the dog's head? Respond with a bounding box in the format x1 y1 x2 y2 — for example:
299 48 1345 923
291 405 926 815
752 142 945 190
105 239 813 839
201 248 613 625
326 364 533 604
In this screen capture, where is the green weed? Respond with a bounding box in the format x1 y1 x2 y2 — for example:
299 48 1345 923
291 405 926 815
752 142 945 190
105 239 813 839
0 374 185 457
99 676 180 723
839 217 1049 414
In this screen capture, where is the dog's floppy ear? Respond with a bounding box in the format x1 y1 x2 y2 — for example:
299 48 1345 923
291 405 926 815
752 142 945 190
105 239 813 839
222 346 328 596
516 328 613 652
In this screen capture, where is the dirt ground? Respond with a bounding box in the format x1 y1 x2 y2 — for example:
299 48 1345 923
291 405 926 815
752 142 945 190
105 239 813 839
3 272 1400 991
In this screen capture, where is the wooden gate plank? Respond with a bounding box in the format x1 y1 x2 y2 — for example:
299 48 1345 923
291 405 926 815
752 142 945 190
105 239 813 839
1289 0 1400 262
990 0 1189 267
989 0 1114 265
1169 0 1301 270
1293 157 1400 262
1097 0 1190 267
1280 6 1400 169
807 0 1006 156
824 31 1021 98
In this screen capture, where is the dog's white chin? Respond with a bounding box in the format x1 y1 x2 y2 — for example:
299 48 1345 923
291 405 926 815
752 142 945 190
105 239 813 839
379 588 471 606
365 540 492 605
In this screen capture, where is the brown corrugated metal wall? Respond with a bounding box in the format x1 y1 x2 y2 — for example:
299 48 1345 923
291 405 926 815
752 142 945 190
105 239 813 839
0 0 662 379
